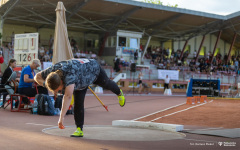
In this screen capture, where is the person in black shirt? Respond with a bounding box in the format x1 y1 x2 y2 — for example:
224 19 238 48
0 59 17 107
34 59 126 137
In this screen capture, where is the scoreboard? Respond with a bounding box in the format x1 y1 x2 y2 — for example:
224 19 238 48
14 33 38 65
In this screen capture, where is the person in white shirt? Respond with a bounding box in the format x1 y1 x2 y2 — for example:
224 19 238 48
138 71 143 94
120 56 125 64
235 59 239 72
164 75 170 91
207 51 210 59
194 50 197 58
43 53 50 62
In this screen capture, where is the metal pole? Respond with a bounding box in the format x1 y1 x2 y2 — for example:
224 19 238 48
195 35 205 62
179 40 188 60
141 36 151 60
88 86 108 111
2 0 20 18
210 30 222 64
227 32 237 62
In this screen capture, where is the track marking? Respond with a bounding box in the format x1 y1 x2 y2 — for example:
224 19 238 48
86 97 170 109
132 102 186 121
211 97 240 100
150 100 213 122
26 123 55 127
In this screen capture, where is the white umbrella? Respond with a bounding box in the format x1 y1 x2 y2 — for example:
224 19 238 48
52 1 73 64
52 2 107 110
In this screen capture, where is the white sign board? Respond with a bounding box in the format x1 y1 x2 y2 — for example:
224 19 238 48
14 33 38 65
43 62 53 70
238 83 240 89
158 70 179 80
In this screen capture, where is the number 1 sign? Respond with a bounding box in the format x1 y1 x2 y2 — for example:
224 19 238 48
14 33 38 66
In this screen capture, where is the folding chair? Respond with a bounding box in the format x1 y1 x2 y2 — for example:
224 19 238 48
8 83 39 112
10 94 35 112
0 71 18 109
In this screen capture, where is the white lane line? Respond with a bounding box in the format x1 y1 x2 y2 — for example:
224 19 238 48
150 100 213 122
26 123 55 127
132 102 186 121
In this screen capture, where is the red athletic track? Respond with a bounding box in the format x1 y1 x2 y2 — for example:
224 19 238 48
0 95 239 150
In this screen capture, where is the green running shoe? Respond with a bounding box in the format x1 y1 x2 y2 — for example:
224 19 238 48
70 127 84 137
118 89 125 107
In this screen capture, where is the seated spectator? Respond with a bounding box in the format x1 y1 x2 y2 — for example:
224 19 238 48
49 53 53 62
151 51 157 61
238 68 240 75
217 64 223 71
0 51 4 64
189 60 196 71
91 52 97 59
177 60 182 66
154 57 160 66
0 59 17 108
81 51 86 58
39 47 45 61
45 48 49 55
75 50 81 58
100 59 106 66
193 50 197 58
158 61 164 69
73 50 78 58
166 62 170 70
123 61 129 67
18 59 48 103
71 46 74 52
120 56 125 65
145 52 151 59
43 53 51 62
170 54 174 61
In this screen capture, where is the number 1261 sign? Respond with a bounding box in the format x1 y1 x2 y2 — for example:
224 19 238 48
18 53 37 62
14 33 39 65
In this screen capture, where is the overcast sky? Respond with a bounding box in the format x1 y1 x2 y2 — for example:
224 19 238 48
137 0 240 15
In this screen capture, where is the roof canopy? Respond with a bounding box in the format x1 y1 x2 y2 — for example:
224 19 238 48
1 0 240 48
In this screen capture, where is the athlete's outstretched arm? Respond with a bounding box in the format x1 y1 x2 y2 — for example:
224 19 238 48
58 84 74 129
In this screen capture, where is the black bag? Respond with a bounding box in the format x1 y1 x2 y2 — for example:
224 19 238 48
55 95 63 110
37 94 55 116
54 95 74 115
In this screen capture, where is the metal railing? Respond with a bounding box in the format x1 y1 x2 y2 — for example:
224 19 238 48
103 65 239 86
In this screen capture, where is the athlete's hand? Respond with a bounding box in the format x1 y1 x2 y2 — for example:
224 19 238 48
58 120 65 129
